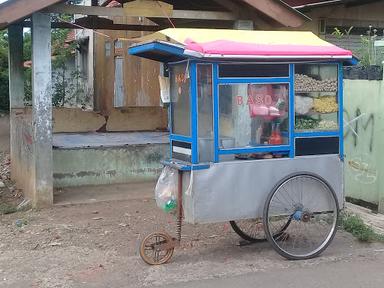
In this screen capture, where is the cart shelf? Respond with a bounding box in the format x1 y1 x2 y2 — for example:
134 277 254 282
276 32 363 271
295 91 338 94
297 110 338 116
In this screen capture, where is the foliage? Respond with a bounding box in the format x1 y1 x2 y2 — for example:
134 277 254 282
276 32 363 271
332 25 384 67
341 212 384 242
0 203 17 215
331 26 354 39
359 26 379 67
1 10 90 109
0 31 9 111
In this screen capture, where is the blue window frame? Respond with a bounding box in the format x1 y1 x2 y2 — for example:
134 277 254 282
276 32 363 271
215 69 292 159
169 60 344 164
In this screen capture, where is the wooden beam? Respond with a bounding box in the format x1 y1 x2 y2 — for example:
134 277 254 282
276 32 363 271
43 3 237 20
239 0 307 27
123 0 173 17
211 0 241 14
172 10 236 21
21 20 164 31
0 0 62 29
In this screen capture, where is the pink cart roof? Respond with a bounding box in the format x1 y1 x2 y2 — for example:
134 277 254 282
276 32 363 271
135 28 353 61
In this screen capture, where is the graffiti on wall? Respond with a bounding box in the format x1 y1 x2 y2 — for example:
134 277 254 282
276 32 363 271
344 108 377 184
344 108 374 152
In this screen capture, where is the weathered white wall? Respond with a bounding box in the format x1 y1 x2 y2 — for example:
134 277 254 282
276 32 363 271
343 79 384 212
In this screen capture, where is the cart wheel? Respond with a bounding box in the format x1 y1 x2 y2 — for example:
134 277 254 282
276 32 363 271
230 217 291 242
230 219 267 242
263 173 339 260
139 231 174 265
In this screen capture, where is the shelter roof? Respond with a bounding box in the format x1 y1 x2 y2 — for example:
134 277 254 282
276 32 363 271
0 0 62 29
284 0 383 9
0 0 308 30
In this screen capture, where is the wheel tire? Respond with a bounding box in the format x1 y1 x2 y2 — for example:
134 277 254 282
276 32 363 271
139 231 174 265
230 220 267 242
230 217 292 242
263 172 339 260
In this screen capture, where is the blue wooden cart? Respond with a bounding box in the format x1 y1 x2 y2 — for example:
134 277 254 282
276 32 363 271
129 28 357 265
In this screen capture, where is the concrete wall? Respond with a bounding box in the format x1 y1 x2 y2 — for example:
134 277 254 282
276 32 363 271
53 144 168 187
12 107 169 133
12 107 169 190
343 79 384 212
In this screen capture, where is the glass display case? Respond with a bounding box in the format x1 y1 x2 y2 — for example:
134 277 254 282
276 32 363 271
197 64 214 162
219 83 289 148
170 63 191 136
294 64 339 132
166 62 343 164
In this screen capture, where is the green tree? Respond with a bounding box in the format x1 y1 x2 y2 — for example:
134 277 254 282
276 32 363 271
0 30 9 111
2 10 84 109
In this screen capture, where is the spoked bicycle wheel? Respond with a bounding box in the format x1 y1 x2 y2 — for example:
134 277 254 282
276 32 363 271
230 218 291 242
263 173 339 260
230 219 267 242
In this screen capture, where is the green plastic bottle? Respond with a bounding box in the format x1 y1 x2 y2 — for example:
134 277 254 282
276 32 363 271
164 199 177 213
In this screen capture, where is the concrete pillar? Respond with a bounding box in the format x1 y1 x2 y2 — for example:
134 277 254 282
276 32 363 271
8 25 24 183
31 13 53 207
8 25 24 108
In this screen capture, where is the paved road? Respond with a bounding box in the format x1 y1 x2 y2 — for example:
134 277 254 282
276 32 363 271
166 248 384 288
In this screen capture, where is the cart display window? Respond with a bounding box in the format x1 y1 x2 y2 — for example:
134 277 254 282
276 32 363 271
197 64 214 162
219 83 289 149
170 63 191 136
294 64 339 132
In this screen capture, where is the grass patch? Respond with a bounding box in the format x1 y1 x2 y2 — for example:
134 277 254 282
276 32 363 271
341 212 384 242
0 202 17 215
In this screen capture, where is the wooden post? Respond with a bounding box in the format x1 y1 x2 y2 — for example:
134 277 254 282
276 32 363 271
8 25 24 183
31 12 53 207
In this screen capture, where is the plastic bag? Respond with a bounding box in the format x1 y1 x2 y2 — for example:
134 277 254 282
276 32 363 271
295 95 313 115
155 166 178 213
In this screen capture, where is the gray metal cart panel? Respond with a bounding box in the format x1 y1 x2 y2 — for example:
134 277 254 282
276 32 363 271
183 155 343 224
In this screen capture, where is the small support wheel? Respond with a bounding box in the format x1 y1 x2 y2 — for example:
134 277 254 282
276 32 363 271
139 231 175 265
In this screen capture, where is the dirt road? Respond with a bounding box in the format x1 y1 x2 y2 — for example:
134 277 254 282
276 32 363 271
1 197 383 288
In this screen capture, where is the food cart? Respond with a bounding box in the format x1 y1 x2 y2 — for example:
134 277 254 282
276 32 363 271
128 28 357 264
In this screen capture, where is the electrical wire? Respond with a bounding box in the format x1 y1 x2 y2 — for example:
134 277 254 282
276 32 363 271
156 1 176 28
